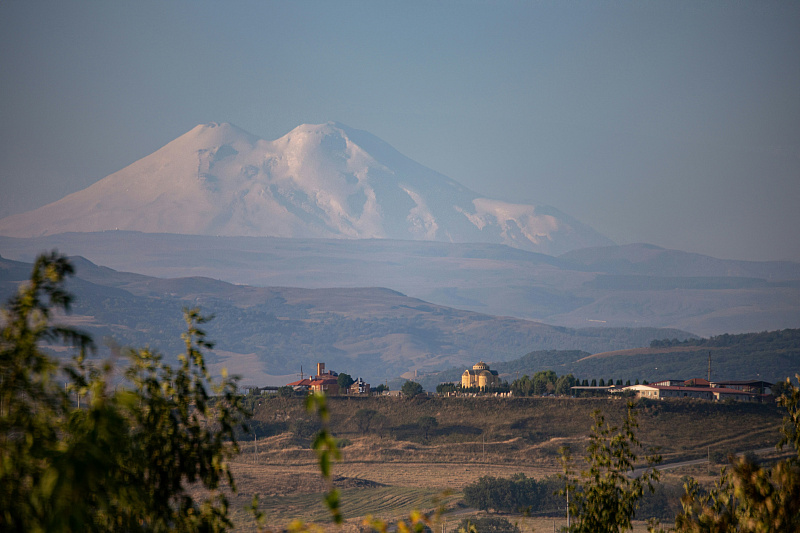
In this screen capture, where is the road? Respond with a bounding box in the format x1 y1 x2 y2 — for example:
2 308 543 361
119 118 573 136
630 447 778 477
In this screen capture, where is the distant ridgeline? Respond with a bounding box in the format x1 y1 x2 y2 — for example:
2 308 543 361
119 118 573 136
416 329 800 392
649 329 800 349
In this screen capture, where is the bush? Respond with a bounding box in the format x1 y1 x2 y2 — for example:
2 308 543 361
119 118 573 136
401 380 424 397
417 415 438 440
290 417 322 443
462 474 563 514
457 516 520 533
437 382 458 394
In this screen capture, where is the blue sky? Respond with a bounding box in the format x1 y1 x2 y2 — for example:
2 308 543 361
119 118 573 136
1 1 799 261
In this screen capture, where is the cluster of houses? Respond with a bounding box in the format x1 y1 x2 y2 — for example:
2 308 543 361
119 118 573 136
459 360 774 403
570 377 774 403
458 361 774 403
620 378 774 402
284 363 371 396
265 360 773 404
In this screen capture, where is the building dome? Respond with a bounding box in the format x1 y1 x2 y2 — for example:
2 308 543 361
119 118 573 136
473 361 489 371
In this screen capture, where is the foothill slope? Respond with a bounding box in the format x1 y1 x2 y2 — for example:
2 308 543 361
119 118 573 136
0 253 693 386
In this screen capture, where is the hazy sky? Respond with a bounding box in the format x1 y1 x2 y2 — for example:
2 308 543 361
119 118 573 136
1 1 798 261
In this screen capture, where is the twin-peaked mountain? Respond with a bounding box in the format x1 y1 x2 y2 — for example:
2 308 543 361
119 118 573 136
0 122 611 255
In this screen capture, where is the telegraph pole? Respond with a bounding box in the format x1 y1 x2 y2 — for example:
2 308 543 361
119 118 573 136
567 485 570 529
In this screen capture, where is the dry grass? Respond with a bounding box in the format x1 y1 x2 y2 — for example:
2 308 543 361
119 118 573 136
220 395 785 530
248 395 784 464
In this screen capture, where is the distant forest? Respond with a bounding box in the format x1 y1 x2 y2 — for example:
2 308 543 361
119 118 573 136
650 328 800 349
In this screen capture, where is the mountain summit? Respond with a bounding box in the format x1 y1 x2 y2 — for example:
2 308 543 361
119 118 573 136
0 122 612 254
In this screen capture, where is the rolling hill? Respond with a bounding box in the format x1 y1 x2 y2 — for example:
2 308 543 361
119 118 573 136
0 254 694 387
1 233 798 337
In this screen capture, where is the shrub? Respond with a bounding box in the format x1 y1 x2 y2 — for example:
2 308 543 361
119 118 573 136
401 380 424 397
457 516 520 533
462 474 563 514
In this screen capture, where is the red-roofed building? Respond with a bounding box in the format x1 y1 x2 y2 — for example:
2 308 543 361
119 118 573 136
624 383 759 402
285 363 375 396
684 378 711 387
309 377 339 395
712 380 773 395
285 363 342 394
286 378 313 391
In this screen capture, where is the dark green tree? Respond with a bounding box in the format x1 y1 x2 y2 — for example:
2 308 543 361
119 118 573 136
458 516 520 533
401 380 424 398
532 370 557 395
511 374 533 396
337 372 355 391
436 382 458 394
417 416 438 440
462 474 562 514
555 374 577 396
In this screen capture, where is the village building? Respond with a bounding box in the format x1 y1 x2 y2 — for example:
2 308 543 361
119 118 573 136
712 380 773 395
286 362 341 394
284 378 312 392
570 385 617 397
349 377 370 395
461 361 500 390
650 379 685 387
623 383 762 402
284 363 372 396
309 376 339 395
684 378 712 388
625 384 715 400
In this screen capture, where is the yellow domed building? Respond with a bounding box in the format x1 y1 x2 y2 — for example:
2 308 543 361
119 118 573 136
462 361 500 390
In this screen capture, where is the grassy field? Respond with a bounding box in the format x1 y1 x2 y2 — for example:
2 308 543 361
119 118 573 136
246 395 785 464
216 395 786 530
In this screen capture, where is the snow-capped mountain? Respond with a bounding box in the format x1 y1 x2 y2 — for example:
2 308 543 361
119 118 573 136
0 122 612 254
